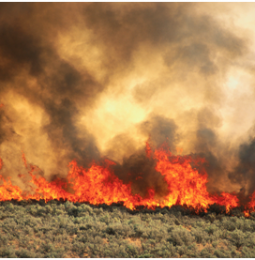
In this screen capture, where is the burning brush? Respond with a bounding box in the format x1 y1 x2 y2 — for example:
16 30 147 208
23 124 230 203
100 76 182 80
0 141 254 216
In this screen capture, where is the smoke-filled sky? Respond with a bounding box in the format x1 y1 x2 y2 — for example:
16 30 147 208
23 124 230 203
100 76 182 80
1 3 255 197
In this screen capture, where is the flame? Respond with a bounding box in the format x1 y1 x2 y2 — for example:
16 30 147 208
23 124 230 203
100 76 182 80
0 141 254 214
244 210 250 217
212 192 239 213
243 191 255 217
0 157 23 201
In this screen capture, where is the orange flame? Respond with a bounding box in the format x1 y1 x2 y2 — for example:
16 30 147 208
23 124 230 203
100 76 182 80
0 142 253 214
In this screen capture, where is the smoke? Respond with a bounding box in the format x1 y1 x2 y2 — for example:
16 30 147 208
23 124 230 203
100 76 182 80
0 3 255 198
107 115 177 198
139 115 177 149
229 137 255 196
0 3 104 182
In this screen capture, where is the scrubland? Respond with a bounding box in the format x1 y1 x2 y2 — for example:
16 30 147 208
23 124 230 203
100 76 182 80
0 200 255 258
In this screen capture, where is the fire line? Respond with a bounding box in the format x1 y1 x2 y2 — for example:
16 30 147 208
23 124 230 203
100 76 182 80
0 142 254 216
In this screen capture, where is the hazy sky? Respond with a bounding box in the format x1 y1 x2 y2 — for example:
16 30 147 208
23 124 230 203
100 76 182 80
1 3 255 195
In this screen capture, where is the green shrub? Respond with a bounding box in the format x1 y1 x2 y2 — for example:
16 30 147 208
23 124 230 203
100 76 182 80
207 213 216 223
105 223 131 237
140 214 151 222
0 246 16 258
222 218 237 231
177 245 186 256
125 244 138 257
231 249 241 258
240 246 255 257
5 203 14 212
242 219 253 232
44 247 65 258
167 233 182 246
4 201 255 257
179 228 194 246
147 227 167 242
93 208 104 215
45 205 53 214
0 233 8 246
41 240 55 253
72 241 86 257
244 232 255 248
100 213 110 224
228 229 245 249
196 220 206 228
77 204 93 215
205 224 218 235
138 253 151 258
15 248 35 258
193 229 207 244
18 236 30 247
214 249 224 257
161 244 178 257
200 247 213 258
219 229 228 239
212 241 218 247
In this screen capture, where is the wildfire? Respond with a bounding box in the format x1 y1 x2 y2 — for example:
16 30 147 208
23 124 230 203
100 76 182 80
0 142 253 215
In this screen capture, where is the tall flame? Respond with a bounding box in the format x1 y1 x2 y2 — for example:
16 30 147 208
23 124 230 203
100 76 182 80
0 142 251 214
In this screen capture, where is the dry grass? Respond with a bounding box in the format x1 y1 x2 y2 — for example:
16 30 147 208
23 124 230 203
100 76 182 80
125 237 142 248
182 225 192 231
102 238 109 244
196 242 211 251
217 241 228 250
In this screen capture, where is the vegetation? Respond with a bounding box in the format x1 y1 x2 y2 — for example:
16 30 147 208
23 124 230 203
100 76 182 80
0 200 255 257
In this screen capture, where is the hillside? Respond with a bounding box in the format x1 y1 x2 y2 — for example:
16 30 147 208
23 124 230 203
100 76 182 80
1 200 255 258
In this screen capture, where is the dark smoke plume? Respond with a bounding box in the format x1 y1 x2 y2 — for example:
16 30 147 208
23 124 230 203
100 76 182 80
229 138 255 196
0 3 254 198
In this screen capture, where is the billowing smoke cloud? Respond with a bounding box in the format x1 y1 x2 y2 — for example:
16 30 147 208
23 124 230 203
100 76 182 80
107 115 177 199
229 137 255 195
139 115 177 149
0 3 104 182
0 3 255 198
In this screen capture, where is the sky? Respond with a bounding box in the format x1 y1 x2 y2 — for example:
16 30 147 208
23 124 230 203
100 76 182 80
1 3 255 197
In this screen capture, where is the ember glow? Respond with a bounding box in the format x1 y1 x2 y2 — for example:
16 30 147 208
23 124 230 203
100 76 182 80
1 3 255 216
